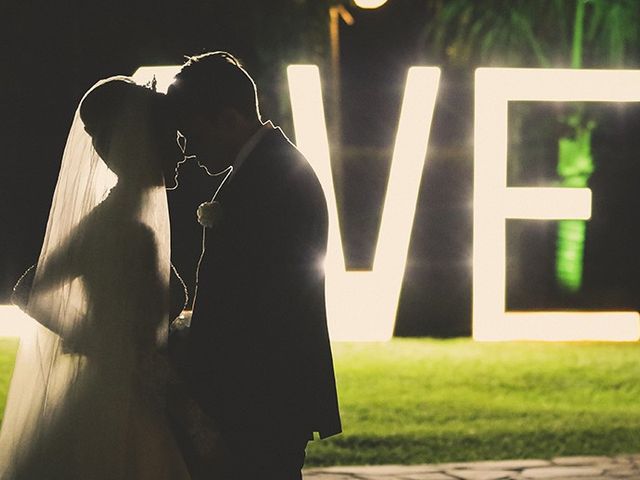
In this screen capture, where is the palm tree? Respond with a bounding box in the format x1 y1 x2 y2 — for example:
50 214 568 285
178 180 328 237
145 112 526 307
422 0 640 292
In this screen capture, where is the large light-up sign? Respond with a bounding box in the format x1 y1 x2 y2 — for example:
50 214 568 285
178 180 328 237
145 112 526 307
288 66 440 341
120 65 640 343
474 68 640 341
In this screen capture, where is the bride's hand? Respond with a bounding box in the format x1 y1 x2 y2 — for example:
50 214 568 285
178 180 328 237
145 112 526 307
11 265 36 310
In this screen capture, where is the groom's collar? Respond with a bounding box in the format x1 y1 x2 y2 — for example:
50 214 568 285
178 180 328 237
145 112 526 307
228 120 275 182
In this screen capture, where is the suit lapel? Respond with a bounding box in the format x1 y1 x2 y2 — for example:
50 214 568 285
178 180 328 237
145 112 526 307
216 128 285 209
202 129 278 254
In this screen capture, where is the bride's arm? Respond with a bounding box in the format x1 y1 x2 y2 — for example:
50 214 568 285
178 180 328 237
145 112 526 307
11 262 78 339
31 234 83 294
11 228 85 336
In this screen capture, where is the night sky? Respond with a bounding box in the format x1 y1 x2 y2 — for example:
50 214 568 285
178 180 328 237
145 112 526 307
2 1 639 336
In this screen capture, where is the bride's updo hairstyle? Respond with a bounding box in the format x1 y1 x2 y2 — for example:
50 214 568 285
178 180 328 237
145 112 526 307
81 77 156 144
79 77 170 182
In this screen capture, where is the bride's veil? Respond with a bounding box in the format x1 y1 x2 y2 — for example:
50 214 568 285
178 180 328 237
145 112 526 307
0 78 171 478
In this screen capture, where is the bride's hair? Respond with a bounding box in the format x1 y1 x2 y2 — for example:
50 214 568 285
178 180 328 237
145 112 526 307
79 77 170 182
80 77 153 137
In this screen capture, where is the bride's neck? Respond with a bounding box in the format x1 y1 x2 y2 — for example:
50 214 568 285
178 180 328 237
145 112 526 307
112 169 162 193
111 179 148 200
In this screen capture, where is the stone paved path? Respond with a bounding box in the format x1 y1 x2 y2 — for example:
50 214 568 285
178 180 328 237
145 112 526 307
304 454 640 480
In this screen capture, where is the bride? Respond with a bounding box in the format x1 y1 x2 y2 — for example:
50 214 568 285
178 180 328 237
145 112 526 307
0 77 191 479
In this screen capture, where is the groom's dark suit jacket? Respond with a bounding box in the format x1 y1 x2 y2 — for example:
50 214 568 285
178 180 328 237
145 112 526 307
185 127 341 440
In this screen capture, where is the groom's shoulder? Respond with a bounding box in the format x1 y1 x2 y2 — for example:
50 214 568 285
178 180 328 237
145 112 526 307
262 128 321 188
264 126 302 162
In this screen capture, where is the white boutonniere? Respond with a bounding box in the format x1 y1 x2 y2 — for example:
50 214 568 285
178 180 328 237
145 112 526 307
196 200 223 228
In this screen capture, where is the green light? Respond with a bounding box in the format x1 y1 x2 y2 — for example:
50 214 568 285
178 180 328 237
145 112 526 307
555 219 587 292
555 124 594 292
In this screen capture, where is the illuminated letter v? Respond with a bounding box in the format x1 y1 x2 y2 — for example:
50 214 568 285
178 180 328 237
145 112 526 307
287 66 441 341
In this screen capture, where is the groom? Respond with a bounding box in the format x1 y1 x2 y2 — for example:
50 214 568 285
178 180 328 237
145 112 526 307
166 52 341 479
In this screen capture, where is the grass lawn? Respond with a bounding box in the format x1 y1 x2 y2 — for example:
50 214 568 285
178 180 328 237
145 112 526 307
305 339 640 466
0 338 19 422
1 337 639 466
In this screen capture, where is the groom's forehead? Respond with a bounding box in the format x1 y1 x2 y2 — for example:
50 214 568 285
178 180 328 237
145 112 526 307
165 85 190 119
167 81 199 112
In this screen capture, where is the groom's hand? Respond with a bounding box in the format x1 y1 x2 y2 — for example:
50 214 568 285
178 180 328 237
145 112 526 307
167 382 229 476
188 410 229 477
191 422 224 459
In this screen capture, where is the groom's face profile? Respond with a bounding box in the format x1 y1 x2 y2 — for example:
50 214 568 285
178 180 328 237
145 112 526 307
174 104 240 175
167 59 261 176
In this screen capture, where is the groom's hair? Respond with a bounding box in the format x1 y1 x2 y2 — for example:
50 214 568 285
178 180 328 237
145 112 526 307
170 51 261 121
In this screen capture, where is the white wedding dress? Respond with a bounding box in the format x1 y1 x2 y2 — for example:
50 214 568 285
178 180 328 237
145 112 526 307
0 80 191 479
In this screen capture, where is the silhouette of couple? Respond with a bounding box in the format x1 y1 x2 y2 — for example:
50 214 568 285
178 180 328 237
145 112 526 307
0 52 341 480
